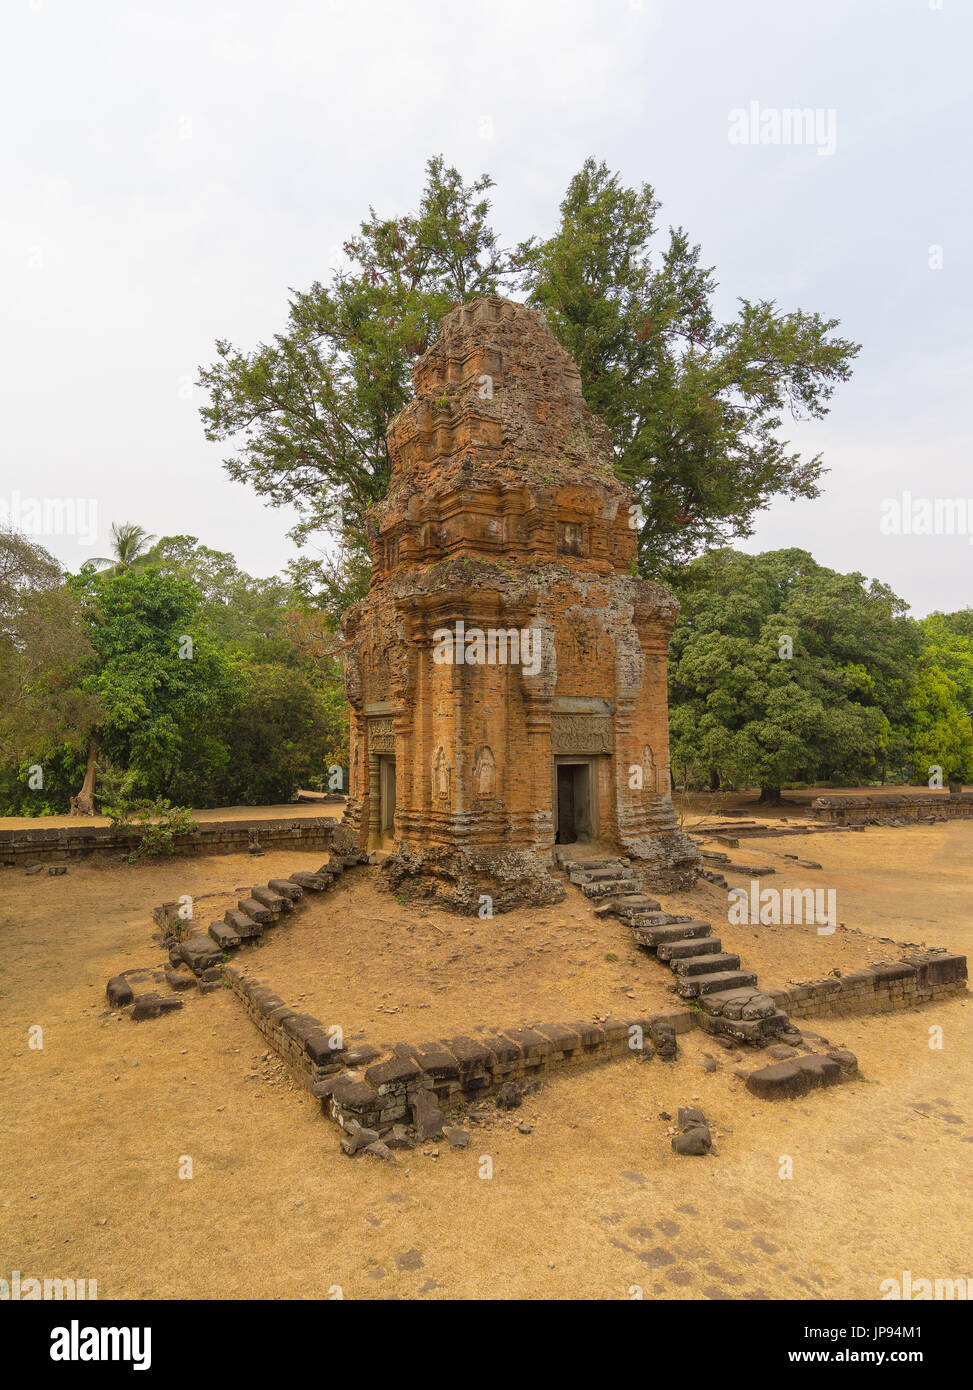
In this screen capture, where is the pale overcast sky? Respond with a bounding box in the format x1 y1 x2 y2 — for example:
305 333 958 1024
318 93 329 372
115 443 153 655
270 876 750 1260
2 0 970 614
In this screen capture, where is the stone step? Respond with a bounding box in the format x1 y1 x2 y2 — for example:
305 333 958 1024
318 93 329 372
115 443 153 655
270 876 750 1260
209 920 241 951
676 969 758 998
671 951 742 977
610 894 662 912
251 885 292 914
700 988 778 1020
268 878 303 902
557 853 629 870
224 907 263 940
178 935 224 973
238 897 273 926
699 1009 790 1044
633 920 713 949
582 879 637 899
657 936 722 962
288 872 331 892
570 867 637 884
623 911 692 928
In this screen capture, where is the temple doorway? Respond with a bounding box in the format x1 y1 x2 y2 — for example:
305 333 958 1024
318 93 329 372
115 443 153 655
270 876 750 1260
554 758 596 844
379 756 396 840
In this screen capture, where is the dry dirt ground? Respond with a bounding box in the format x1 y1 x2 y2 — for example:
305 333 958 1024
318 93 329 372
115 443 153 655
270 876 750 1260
0 812 970 1301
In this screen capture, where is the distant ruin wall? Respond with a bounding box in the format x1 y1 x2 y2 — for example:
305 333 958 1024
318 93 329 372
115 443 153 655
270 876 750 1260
811 792 973 826
775 950 967 1019
0 813 343 866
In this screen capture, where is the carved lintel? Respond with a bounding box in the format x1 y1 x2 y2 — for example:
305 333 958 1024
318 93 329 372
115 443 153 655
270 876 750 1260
550 712 614 755
367 715 395 754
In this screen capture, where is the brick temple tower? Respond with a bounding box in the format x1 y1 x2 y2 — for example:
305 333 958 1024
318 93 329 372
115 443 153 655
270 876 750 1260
341 297 699 910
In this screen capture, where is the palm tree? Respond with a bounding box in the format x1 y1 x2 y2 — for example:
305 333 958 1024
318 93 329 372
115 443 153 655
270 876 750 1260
89 522 157 576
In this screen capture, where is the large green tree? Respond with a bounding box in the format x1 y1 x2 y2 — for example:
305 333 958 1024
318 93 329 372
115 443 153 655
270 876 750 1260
908 611 973 783
519 160 860 572
199 157 858 610
198 156 518 615
0 529 98 770
667 548 918 801
141 534 302 663
68 566 242 812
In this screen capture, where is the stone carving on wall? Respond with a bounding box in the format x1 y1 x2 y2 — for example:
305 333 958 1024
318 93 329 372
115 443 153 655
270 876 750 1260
473 745 497 797
642 744 655 792
550 712 614 754
433 746 451 799
368 716 395 754
344 648 363 709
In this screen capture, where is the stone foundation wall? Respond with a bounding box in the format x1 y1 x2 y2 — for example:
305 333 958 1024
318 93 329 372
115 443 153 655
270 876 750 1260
0 812 343 866
224 964 346 1090
777 950 967 1019
224 962 693 1134
811 793 973 826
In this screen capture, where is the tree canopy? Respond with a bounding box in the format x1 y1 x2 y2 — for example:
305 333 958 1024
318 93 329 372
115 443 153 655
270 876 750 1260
0 530 348 816
199 155 859 614
0 529 98 768
667 548 919 799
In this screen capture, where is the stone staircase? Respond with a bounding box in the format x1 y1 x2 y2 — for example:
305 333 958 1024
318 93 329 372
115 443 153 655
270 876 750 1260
556 850 791 1046
107 852 368 1016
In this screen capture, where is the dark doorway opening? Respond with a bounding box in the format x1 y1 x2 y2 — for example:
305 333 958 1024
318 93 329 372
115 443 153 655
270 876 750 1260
555 761 593 844
379 756 396 838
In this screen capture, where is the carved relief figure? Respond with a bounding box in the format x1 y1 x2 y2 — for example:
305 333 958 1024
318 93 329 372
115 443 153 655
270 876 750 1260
474 745 497 797
642 744 655 794
433 745 450 799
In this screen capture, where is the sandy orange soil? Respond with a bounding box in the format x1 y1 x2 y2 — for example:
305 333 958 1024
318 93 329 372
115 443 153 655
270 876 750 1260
0 819 969 1301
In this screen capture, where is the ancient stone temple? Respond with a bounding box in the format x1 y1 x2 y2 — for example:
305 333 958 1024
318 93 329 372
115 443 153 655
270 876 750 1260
341 296 699 910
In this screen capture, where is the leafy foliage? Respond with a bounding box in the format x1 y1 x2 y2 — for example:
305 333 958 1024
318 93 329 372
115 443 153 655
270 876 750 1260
519 160 860 572
908 612 973 781
198 155 859 608
106 797 199 861
667 549 919 796
88 521 157 575
198 156 518 617
0 529 99 766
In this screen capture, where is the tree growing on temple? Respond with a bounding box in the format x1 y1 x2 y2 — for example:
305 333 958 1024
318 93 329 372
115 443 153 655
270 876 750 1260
199 156 859 610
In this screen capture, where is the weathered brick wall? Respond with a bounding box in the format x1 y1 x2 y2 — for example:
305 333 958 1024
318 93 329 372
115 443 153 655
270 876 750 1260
339 295 700 900
777 950 967 1019
812 793 973 825
0 814 341 866
224 964 345 1090
224 962 694 1135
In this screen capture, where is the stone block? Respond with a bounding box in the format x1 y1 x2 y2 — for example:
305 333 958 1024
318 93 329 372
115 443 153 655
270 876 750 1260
130 993 184 1022
411 1087 445 1141
178 935 223 973
208 921 241 951
365 1056 423 1090
745 1062 811 1100
224 908 262 941
106 976 134 1007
